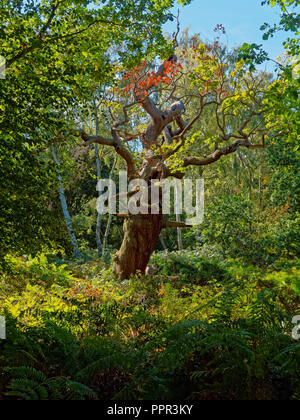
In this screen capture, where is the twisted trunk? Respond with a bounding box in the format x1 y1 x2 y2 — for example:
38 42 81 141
113 213 163 280
76 49 267 281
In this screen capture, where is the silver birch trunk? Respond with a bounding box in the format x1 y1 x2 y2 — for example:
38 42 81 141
95 143 103 257
176 213 183 251
94 104 103 257
160 235 168 251
102 155 117 255
51 147 81 257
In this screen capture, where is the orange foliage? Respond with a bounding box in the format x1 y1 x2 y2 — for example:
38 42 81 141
123 60 182 103
268 202 290 220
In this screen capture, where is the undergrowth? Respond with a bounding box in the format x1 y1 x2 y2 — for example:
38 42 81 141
0 252 299 400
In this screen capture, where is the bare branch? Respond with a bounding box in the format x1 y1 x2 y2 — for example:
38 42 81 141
183 139 252 167
110 130 136 178
71 129 137 178
164 98 213 159
163 220 193 229
39 1 63 39
119 130 142 143
172 9 181 49
248 135 266 150
163 125 173 146
113 102 139 130
81 134 116 147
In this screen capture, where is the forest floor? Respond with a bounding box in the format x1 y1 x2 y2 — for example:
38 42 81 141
0 250 299 400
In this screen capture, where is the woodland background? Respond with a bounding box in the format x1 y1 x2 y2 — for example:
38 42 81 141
0 0 299 400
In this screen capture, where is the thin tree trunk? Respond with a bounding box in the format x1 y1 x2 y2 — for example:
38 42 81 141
176 213 183 251
94 103 104 257
239 150 254 200
103 213 112 256
160 235 168 251
95 143 103 256
51 147 81 258
95 142 104 259
102 155 117 256
259 160 263 211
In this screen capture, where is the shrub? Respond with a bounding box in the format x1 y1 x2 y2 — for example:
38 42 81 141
1 253 299 400
151 251 228 285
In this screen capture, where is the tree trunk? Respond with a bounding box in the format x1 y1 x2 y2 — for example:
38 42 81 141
95 143 103 257
94 103 103 257
176 213 183 251
103 213 112 255
102 155 117 256
113 213 163 280
160 234 168 251
51 147 81 258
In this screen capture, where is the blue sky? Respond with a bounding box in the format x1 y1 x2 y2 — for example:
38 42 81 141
165 0 291 70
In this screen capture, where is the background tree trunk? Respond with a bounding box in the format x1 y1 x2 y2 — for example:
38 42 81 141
94 103 103 257
103 213 112 256
113 214 163 280
176 213 183 251
160 234 168 251
102 155 117 256
51 147 81 258
95 143 103 257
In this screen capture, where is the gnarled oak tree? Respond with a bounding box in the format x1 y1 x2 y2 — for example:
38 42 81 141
74 34 280 279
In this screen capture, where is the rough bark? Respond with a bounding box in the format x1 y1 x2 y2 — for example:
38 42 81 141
113 214 164 280
74 50 269 280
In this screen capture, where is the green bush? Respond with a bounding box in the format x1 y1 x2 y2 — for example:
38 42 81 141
0 254 75 295
5 366 96 400
151 251 228 285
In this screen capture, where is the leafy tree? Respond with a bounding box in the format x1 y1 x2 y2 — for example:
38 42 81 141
238 0 299 143
0 0 190 256
67 33 281 279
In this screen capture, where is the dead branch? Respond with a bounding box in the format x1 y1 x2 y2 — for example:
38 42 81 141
163 220 193 229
